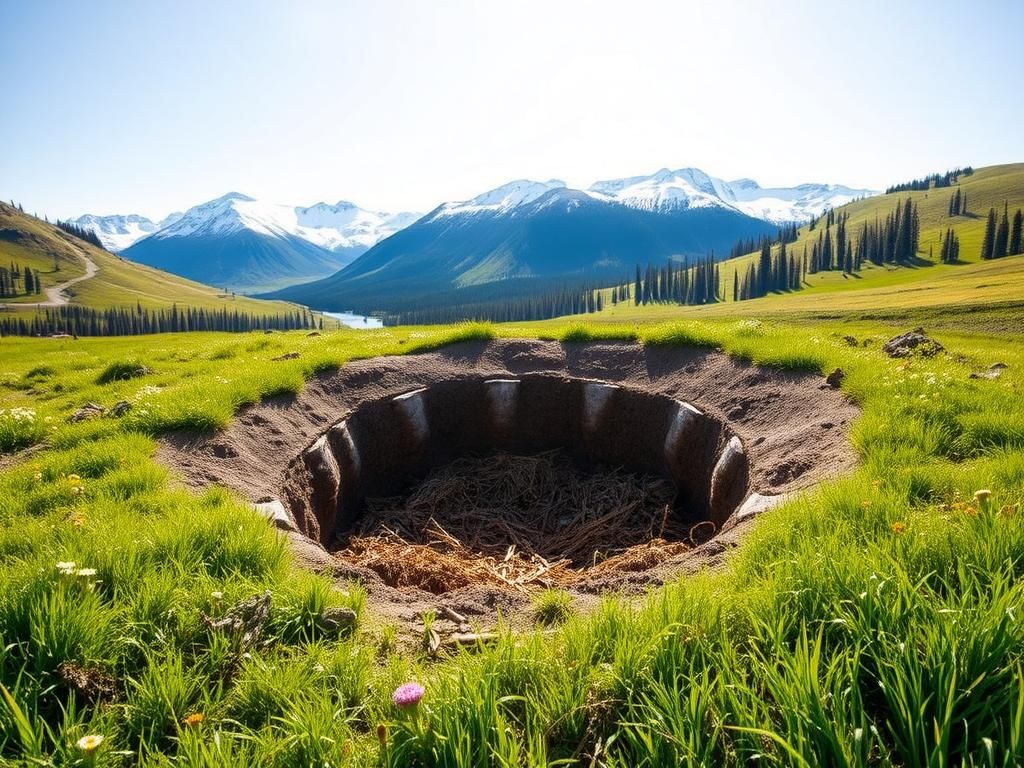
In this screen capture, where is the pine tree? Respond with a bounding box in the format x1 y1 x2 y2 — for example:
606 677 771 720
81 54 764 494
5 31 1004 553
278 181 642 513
993 202 1010 259
758 242 771 296
1010 209 1023 256
981 207 997 260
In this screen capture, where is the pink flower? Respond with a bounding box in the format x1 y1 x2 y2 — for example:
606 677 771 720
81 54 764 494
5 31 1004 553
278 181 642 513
392 682 425 709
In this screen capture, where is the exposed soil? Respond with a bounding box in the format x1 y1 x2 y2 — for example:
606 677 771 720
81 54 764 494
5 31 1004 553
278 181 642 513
158 339 859 641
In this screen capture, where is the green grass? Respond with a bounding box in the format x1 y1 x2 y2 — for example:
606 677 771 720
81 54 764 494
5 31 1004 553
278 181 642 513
3 307 1024 762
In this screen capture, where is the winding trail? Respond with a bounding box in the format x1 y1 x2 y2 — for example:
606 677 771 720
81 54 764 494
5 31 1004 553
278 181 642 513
0 245 98 309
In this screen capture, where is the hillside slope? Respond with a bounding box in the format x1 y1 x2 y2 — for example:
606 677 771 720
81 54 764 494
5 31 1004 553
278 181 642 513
0 202 310 318
714 163 1024 301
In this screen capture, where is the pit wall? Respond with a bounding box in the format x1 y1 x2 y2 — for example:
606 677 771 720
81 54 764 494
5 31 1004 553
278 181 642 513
279 374 749 547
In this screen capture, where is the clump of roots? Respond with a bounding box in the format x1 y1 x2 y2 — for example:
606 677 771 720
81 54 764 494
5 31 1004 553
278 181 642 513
337 451 707 593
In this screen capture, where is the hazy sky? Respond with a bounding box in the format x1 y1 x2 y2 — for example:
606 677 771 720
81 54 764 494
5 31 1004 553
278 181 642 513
2 0 1021 220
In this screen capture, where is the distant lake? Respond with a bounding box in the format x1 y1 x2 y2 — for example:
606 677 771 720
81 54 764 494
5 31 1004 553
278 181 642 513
322 311 384 329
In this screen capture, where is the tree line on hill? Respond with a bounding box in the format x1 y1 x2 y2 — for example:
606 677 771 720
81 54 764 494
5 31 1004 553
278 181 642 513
0 262 44 298
731 196 925 302
0 304 319 337
728 223 799 259
630 257 721 306
981 203 1024 260
54 219 105 249
379 283 607 325
5 201 106 251
885 167 973 194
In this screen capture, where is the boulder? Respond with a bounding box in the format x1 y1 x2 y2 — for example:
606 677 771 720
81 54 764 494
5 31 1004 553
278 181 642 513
320 607 358 635
882 328 944 358
69 403 105 422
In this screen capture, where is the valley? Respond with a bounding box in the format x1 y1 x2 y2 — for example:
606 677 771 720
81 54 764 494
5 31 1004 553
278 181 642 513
3 2 1023 763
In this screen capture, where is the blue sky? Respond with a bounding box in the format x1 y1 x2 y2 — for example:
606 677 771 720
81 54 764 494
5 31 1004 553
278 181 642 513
2 0 1021 220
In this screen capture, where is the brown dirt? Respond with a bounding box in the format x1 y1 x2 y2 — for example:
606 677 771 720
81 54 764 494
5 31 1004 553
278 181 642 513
158 339 859 641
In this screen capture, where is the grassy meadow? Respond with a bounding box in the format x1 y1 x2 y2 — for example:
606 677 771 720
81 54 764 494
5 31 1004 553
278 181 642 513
1 310 1024 766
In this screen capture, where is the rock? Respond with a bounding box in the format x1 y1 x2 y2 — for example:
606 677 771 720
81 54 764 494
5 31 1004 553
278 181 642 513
252 499 297 532
720 493 789 533
202 591 272 651
842 335 858 347
272 351 300 361
970 363 1007 381
320 607 358 635
69 402 105 422
882 328 944 358
825 368 845 388
709 436 748 527
108 400 131 417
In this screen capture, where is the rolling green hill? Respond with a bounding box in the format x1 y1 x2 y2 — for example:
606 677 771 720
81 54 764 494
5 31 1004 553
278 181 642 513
715 163 1024 300
0 201 328 326
583 163 1024 329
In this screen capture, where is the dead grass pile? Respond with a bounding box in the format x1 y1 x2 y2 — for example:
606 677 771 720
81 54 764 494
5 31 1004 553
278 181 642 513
337 451 707 593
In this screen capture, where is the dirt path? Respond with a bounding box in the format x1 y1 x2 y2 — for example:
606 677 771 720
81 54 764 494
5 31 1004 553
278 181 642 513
0 244 98 309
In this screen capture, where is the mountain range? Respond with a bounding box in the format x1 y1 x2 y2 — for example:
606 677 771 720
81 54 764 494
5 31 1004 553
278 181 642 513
265 169 875 313
73 168 874 298
73 195 419 292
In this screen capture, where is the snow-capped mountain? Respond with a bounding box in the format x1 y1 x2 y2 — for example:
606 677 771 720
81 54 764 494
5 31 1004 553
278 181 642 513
430 179 568 218
146 193 418 255
269 167 875 314
267 180 779 313
71 212 182 252
588 168 874 223
115 193 420 292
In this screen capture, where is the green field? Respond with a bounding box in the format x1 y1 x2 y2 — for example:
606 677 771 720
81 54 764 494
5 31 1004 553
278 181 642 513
2 307 1024 765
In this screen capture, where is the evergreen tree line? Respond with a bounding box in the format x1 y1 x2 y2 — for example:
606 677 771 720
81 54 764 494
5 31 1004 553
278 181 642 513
947 188 969 216
980 203 1024 260
379 284 606 325
54 219 105 249
727 222 800 259
0 304 317 337
732 196 924 303
631 257 721 306
0 262 43 298
885 166 973 194
848 197 921 267
735 239 806 301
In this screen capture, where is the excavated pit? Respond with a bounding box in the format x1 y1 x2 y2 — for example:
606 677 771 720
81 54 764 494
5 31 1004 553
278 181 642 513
279 375 749 592
159 339 859 614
